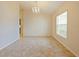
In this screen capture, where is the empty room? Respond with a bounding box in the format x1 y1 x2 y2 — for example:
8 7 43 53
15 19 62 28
0 1 79 57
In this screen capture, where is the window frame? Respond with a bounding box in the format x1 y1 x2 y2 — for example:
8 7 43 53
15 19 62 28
56 11 68 39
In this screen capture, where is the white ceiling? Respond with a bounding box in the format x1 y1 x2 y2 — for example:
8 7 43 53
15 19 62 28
20 1 64 14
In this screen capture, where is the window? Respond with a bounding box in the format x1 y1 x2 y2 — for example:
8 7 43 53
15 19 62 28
56 11 67 38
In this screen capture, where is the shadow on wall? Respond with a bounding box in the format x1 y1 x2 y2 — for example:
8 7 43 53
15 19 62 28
0 2 19 49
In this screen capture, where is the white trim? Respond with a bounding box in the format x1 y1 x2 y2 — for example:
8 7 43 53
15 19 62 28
0 38 18 50
52 36 77 56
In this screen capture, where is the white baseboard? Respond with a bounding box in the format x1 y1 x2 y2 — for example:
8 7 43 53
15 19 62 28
0 38 18 50
51 36 77 57
24 36 51 38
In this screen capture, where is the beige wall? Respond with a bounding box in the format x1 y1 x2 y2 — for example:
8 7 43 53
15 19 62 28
52 2 79 56
0 2 19 49
23 10 52 37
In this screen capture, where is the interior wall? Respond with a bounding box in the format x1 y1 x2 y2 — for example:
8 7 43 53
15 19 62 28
23 11 52 37
0 2 19 49
52 2 79 56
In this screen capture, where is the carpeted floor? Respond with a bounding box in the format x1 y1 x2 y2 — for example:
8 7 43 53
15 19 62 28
0 37 75 57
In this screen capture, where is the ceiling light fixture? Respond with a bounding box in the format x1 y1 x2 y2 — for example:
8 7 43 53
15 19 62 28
32 1 40 14
32 7 40 13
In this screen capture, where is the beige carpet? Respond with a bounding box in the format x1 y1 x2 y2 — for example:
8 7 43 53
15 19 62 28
0 37 75 57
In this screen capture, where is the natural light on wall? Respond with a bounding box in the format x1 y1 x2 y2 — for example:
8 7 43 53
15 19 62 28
56 11 67 38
